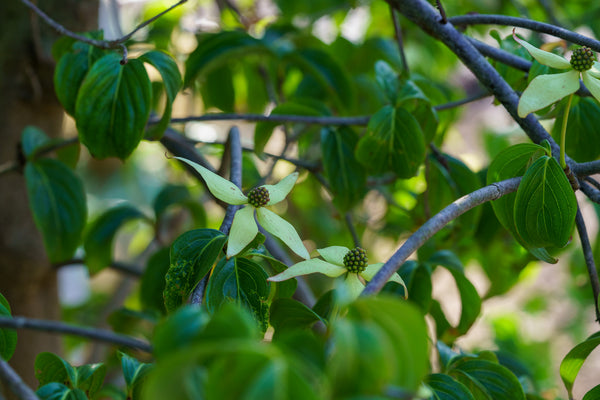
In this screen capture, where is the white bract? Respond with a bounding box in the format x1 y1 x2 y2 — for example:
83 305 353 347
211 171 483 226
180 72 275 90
268 245 407 299
174 157 309 260
513 30 600 117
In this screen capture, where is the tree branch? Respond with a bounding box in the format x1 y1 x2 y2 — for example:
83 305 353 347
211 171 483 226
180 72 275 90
0 316 151 353
0 359 38 400
448 14 600 52
362 177 521 295
164 114 371 126
579 180 600 204
574 206 600 322
52 258 143 277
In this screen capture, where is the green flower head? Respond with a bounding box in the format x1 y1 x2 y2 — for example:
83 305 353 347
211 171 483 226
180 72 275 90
268 246 407 299
513 29 600 117
173 157 309 260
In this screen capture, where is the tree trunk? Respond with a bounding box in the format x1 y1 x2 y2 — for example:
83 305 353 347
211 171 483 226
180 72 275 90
0 0 98 394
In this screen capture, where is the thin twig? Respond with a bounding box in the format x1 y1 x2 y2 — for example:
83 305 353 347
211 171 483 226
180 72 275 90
362 177 521 295
434 91 491 111
579 180 600 204
119 0 188 43
0 162 19 176
448 14 600 52
574 206 600 322
390 5 410 75
435 0 448 23
345 213 361 248
163 114 372 126
52 258 143 277
585 176 600 191
0 359 39 400
0 316 151 353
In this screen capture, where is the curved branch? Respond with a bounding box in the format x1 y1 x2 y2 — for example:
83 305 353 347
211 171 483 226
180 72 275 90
449 14 600 52
0 359 38 400
0 316 151 353
468 37 531 71
362 176 521 295
574 206 600 322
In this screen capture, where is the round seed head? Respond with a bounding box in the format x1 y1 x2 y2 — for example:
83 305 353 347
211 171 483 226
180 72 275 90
247 186 270 208
570 46 596 71
343 247 368 273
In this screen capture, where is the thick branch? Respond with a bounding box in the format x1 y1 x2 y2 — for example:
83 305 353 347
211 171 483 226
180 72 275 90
0 360 38 400
449 14 600 52
362 177 521 295
575 206 600 322
0 316 151 353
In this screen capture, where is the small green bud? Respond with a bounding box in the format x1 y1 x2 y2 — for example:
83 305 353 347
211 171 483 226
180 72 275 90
247 186 270 208
343 247 368 273
570 46 596 72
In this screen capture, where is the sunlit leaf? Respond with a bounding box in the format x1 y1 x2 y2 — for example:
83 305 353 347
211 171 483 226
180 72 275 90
560 331 600 398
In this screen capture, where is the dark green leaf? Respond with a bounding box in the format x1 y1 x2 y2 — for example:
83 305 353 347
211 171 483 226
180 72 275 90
583 384 600 400
205 257 271 331
246 247 297 298
139 50 182 139
35 352 77 387
487 143 557 263
321 126 367 211
428 251 481 336
25 158 87 263
0 293 16 361
200 65 235 112
285 48 354 111
552 97 600 162
163 258 194 313
396 261 432 312
560 331 600 398
75 53 152 159
514 156 577 248
254 101 323 155
152 306 210 359
36 383 88 400
355 105 426 178
425 373 476 400
119 352 152 400
21 126 50 158
140 247 171 314
152 184 205 227
84 205 147 274
449 358 526 400
21 127 80 167
184 31 270 87
270 298 324 337
74 364 106 398
374 60 399 105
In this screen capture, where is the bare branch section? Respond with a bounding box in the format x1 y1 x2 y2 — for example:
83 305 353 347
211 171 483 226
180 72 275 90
0 316 151 353
0 359 38 400
362 177 521 295
449 14 600 52
575 207 600 322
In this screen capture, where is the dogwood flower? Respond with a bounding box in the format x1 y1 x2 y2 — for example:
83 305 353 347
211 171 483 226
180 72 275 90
268 246 407 299
174 157 309 260
513 29 600 117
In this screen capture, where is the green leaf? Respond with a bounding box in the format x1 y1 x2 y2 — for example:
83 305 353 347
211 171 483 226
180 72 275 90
583 384 600 400
152 184 206 227
395 261 432 312
552 97 600 162
152 306 210 359
170 228 227 285
140 247 171 314
74 364 106 398
205 257 271 331
321 126 367 211
25 158 87 263
84 205 147 274
21 127 81 168
448 358 526 400
0 294 17 361
270 298 324 338
374 60 399 105
246 247 297 298
345 296 429 392
21 126 50 158
425 373 476 400
428 251 481 336
75 53 152 159
355 105 426 178
35 352 77 387
163 259 194 313
54 41 106 116
200 65 235 112
514 156 577 248
487 143 557 263
560 331 600 398
139 50 182 139
254 101 323 155
119 352 153 400
36 383 88 400
184 31 270 87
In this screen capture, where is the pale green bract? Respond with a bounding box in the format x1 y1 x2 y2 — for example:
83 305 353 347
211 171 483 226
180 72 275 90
513 30 600 117
173 157 309 260
269 245 407 299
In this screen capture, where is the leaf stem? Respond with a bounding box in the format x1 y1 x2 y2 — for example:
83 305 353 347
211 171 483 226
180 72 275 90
560 94 574 169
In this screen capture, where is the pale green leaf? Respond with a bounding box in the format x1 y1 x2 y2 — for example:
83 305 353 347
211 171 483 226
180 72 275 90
268 259 346 282
256 208 309 259
513 33 571 69
317 246 348 265
517 70 579 117
227 206 258 258
264 172 299 206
